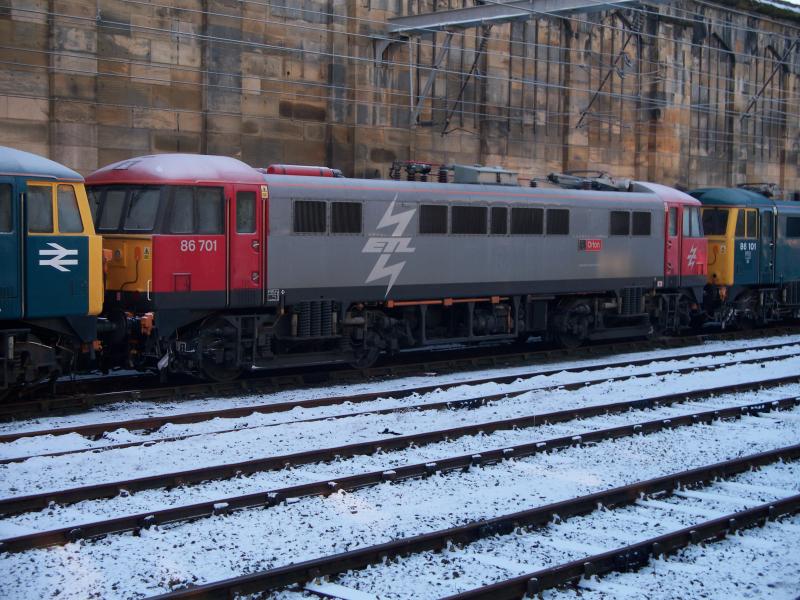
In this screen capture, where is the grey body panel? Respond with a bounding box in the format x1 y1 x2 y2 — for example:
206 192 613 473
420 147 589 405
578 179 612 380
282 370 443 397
263 176 666 303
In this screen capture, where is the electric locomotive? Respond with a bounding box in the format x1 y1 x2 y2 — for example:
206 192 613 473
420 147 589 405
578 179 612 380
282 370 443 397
86 154 707 381
692 187 800 326
0 146 104 392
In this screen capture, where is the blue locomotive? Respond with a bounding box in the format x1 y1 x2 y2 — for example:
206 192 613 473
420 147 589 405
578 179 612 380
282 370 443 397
0 146 104 393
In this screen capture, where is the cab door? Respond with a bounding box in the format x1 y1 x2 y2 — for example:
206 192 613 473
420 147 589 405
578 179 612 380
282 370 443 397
759 208 776 284
664 204 681 286
24 182 89 318
0 178 21 319
228 185 263 307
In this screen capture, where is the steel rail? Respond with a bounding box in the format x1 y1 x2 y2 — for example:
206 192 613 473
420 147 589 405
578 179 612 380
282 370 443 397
1 395 797 548
142 444 800 600
3 338 796 447
1 374 798 516
4 327 795 421
2 349 796 465
445 496 800 599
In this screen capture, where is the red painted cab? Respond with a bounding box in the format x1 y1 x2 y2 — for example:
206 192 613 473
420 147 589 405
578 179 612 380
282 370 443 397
86 154 267 313
642 183 708 287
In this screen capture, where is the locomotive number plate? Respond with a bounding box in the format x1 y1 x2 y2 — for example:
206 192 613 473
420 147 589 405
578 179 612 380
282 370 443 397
579 239 603 252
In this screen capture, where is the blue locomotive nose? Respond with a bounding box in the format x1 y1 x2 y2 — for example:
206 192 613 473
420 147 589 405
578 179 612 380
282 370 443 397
0 146 103 390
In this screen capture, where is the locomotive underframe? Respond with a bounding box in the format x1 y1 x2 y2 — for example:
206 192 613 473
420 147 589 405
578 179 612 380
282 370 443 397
126 285 708 380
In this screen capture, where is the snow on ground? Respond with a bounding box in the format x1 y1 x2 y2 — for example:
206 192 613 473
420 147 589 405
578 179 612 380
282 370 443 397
1 350 799 503
305 462 800 600
1 407 799 599
3 339 800 463
3 334 799 439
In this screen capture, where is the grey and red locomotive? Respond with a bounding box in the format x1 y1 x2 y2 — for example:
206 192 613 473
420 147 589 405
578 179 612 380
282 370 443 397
85 154 708 381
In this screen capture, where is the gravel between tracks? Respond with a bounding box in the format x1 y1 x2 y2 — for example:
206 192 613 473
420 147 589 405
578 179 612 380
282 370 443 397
1 405 799 599
3 334 800 440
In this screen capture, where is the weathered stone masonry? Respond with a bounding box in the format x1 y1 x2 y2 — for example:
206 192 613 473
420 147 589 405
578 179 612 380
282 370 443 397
0 0 798 193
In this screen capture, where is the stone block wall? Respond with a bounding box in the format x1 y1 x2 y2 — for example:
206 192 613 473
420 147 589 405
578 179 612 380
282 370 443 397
0 0 797 195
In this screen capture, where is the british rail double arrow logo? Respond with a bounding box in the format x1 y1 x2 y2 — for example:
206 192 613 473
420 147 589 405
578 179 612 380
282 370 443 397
38 242 79 272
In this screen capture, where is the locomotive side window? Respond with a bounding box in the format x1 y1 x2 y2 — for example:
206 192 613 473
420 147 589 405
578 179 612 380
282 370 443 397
97 189 126 231
451 205 487 234
786 217 800 238
331 202 362 234
57 185 83 233
170 187 194 233
490 206 507 235
631 211 651 236
236 191 256 234
510 207 543 234
701 208 728 235
546 209 569 235
124 188 160 231
0 184 11 232
744 210 757 238
609 211 629 236
420 204 447 234
293 200 326 233
27 185 53 233
196 187 224 234
668 207 678 236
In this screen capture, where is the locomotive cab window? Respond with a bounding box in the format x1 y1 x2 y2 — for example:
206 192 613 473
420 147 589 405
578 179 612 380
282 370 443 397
170 187 194 233
786 217 800 238
57 185 83 233
331 202 362 234
196 187 224 234
735 209 757 239
632 211 651 236
420 204 447 234
451 205 487 234
668 207 678 236
546 209 569 235
510 207 543 235
27 185 53 233
684 207 703 237
0 184 11 233
702 208 728 236
293 200 326 233
124 188 160 232
609 211 629 236
491 206 507 234
97 188 126 231
236 191 256 234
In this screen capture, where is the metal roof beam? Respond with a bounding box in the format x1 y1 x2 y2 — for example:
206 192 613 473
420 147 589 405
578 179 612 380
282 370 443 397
387 1 634 35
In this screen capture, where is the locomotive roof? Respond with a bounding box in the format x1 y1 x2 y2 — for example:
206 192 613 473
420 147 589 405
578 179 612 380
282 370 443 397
262 174 699 206
0 146 82 182
688 187 800 209
86 153 265 185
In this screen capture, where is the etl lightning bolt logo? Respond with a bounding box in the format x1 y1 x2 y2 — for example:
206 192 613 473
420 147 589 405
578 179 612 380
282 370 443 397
687 245 697 268
362 197 416 297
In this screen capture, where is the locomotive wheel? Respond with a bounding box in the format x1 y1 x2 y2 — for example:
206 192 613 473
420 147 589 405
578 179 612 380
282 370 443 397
349 345 380 370
198 318 243 382
552 300 592 349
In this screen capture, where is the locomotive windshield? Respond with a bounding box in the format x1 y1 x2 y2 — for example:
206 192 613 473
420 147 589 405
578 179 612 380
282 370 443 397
92 185 162 232
88 184 224 234
701 207 729 236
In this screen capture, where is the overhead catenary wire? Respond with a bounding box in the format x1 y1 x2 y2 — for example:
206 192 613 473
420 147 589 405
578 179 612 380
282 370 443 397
2 1 795 172
3 52 796 133
8 5 800 126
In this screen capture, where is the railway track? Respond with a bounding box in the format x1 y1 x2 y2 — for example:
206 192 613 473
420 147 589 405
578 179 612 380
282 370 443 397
4 326 797 421
1 383 797 546
3 336 800 599
1 341 797 462
137 444 800 599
